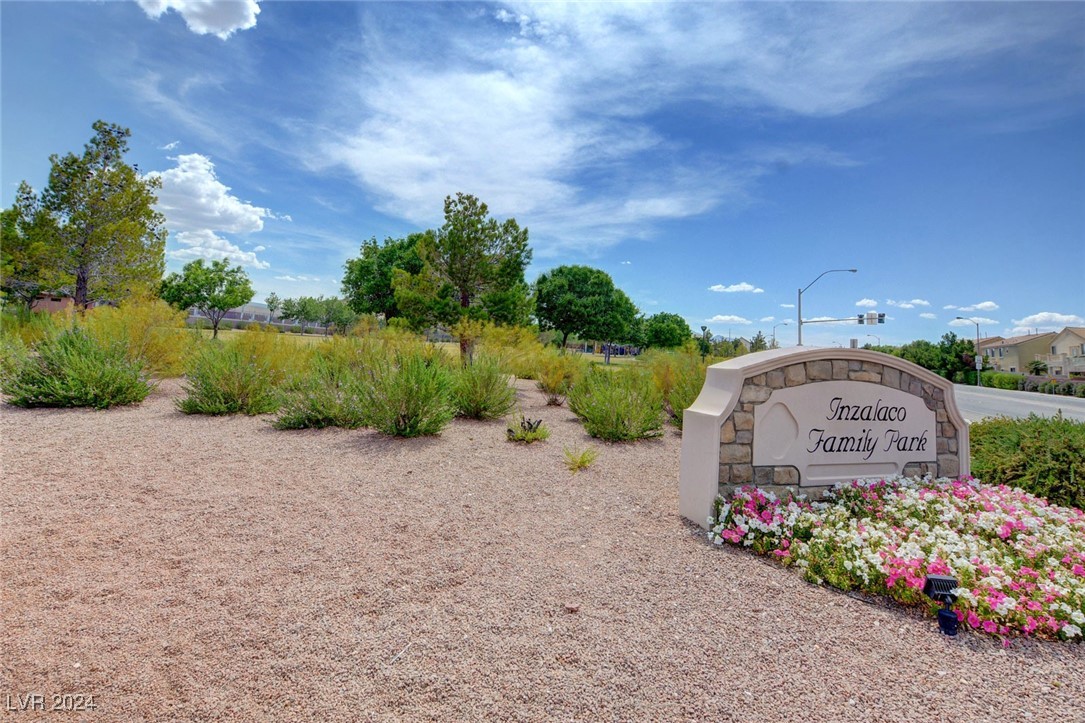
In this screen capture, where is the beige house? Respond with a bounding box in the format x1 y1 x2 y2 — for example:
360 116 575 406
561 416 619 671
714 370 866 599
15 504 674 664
977 332 1057 374
1038 327 1085 378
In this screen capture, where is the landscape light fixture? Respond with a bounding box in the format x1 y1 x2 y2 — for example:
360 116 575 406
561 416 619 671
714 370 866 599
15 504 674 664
923 574 959 636
955 316 983 387
797 268 857 346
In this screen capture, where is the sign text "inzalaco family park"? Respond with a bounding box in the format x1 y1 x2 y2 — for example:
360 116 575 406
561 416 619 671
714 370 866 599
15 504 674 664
753 381 936 480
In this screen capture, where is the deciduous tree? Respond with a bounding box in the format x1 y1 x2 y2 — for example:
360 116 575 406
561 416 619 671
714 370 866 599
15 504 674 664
535 265 636 350
644 312 692 349
160 258 254 338
342 234 424 318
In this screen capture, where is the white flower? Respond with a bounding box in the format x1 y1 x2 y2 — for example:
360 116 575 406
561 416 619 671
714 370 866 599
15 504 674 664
1061 624 1081 638
1072 610 1085 625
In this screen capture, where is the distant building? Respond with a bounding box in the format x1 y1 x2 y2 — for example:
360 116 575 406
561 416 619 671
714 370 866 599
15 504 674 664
1038 327 1085 378
978 332 1058 374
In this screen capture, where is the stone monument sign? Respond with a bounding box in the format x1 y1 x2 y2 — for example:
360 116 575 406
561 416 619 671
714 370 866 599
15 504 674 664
679 348 969 528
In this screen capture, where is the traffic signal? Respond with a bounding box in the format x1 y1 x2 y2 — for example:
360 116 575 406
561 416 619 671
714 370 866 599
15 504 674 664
857 314 865 325
878 313 885 324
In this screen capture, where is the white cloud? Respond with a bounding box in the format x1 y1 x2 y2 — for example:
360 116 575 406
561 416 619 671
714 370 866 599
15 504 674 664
780 303 795 309
887 299 914 309
709 282 764 293
319 2 1034 254
1007 311 1085 335
620 260 632 265
910 299 931 307
274 274 321 283
151 154 270 233
946 300 1000 312
159 140 181 151
855 298 878 308
706 314 752 325
137 0 260 40
949 316 998 327
806 315 856 327
759 316 775 323
149 153 272 269
168 230 269 269
919 312 937 320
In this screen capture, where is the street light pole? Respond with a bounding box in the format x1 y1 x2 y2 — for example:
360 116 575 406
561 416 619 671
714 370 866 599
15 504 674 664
955 316 982 387
772 321 789 348
867 333 880 346
797 268 858 346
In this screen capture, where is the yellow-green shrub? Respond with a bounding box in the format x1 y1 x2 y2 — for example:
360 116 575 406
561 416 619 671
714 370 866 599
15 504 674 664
232 325 311 385
81 298 193 377
535 350 587 405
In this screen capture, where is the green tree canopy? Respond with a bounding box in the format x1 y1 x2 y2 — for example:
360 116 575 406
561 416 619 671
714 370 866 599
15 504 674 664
644 312 692 349
342 234 424 318
1 198 64 308
264 292 281 321
392 193 533 355
534 265 639 350
318 296 355 334
14 121 167 309
160 258 254 338
750 330 768 352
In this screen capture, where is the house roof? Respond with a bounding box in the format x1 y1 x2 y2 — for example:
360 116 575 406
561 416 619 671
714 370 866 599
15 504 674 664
977 331 1056 349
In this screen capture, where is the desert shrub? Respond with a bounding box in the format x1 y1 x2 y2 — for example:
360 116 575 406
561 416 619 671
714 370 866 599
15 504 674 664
452 353 516 419
274 339 374 429
568 367 664 441
535 350 586 405
1059 382 1075 396
479 323 546 379
1076 383 1085 398
81 298 193 377
176 340 282 415
233 325 310 384
3 328 153 409
0 332 29 385
667 358 707 430
507 415 550 443
970 413 1085 510
358 349 455 437
1 306 66 347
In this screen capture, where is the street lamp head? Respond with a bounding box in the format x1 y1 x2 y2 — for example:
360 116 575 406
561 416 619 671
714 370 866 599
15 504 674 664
848 268 858 273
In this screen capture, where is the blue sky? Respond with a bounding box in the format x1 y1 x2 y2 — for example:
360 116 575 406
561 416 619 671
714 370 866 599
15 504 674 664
2 1 1083 347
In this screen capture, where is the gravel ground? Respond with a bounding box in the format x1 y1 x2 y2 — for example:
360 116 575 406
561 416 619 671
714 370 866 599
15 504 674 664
2 379 1083 722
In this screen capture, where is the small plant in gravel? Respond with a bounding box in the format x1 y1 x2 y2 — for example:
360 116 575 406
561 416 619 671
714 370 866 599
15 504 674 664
176 341 282 415
708 477 1085 641
358 350 455 437
452 353 517 420
563 444 598 473
2 328 154 409
507 415 550 443
567 367 664 441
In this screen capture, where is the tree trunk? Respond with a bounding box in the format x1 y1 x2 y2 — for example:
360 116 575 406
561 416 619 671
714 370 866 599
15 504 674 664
75 266 90 310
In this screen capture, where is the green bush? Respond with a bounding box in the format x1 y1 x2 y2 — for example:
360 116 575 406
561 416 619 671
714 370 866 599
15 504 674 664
1 306 65 347
358 350 455 437
568 367 664 441
970 413 1085 510
2 328 153 409
452 354 516 420
980 371 1021 391
176 341 282 415
274 341 372 429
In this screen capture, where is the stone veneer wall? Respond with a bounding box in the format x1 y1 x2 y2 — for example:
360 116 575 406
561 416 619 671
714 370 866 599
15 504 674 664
717 358 961 501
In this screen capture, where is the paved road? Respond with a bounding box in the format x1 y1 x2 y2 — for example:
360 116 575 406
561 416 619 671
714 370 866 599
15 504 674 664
952 384 1085 422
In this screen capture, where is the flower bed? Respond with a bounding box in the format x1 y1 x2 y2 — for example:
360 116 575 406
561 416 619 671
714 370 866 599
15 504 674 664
708 477 1085 641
